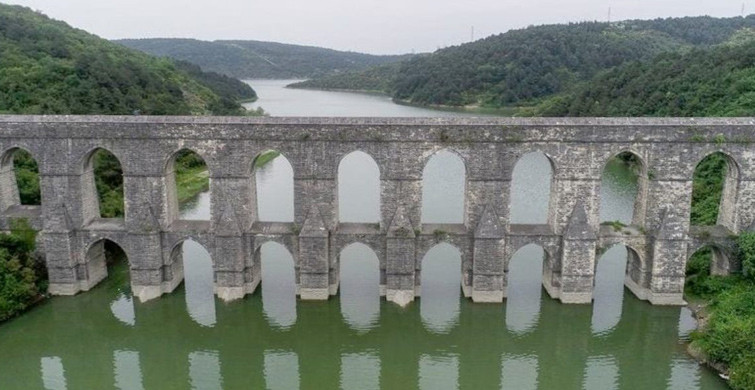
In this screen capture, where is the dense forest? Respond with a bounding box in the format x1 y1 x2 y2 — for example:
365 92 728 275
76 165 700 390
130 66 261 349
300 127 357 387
295 15 755 114
0 4 255 116
532 33 755 116
116 38 412 79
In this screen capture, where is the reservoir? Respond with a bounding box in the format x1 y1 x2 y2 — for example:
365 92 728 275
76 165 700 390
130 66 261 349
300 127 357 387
0 82 728 389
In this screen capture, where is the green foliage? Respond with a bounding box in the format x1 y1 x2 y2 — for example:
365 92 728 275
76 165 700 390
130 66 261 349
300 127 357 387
737 232 755 282
173 151 209 204
691 153 728 226
253 150 281 169
298 15 755 107
0 4 254 116
92 149 124 218
12 149 40 205
536 39 755 116
601 220 627 232
116 38 412 79
0 219 44 322
288 62 402 93
693 284 755 390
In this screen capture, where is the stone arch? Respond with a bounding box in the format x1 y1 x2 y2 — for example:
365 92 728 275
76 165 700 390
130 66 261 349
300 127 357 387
599 150 648 226
164 148 211 222
0 146 41 210
337 151 381 223
595 243 643 279
337 242 382 286
510 150 556 224
252 150 294 222
80 147 124 223
166 235 215 263
421 149 467 224
419 241 463 333
170 238 216 326
687 243 739 276
690 151 740 230
83 237 130 290
253 237 298 266
418 241 463 294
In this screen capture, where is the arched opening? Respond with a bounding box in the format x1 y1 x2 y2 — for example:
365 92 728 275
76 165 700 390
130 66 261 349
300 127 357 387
339 243 380 331
421 150 465 224
685 245 739 297
420 242 462 333
85 239 133 325
506 244 546 334
510 152 554 224
690 152 739 228
338 151 380 223
166 149 210 221
257 241 297 328
253 150 294 222
0 148 40 211
592 245 638 335
599 151 646 226
171 239 215 327
82 148 124 222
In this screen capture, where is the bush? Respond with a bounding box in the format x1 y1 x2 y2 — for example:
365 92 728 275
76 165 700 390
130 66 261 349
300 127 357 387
0 219 45 322
738 232 755 282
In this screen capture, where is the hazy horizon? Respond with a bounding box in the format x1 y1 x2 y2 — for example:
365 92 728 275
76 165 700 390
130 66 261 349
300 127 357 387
3 0 753 54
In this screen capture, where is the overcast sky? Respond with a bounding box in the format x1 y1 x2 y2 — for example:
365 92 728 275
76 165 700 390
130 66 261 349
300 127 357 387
4 0 753 54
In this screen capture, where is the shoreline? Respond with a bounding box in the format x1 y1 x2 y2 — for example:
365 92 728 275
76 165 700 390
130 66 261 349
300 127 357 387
685 300 731 383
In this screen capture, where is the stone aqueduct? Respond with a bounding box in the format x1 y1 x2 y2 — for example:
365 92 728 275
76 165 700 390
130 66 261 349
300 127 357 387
0 116 751 306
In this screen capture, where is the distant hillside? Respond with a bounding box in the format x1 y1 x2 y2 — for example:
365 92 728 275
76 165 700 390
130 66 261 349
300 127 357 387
116 38 412 79
0 4 255 115
294 15 755 109
288 62 402 93
531 31 755 117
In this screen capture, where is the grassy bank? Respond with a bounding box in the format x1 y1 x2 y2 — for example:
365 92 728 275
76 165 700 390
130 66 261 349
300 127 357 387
175 165 210 204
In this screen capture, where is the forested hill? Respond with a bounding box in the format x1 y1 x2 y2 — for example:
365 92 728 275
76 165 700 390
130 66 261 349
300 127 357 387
0 4 256 115
532 31 755 117
292 15 755 109
116 38 412 79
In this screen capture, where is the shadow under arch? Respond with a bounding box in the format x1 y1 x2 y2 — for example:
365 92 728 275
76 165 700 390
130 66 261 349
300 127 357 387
337 151 381 223
506 243 548 335
687 243 740 278
421 149 467 224
0 147 41 210
84 238 134 325
592 243 642 335
690 151 740 230
256 241 297 329
169 238 216 327
419 242 462 334
599 150 648 226
164 148 211 222
338 242 381 331
252 150 294 222
510 151 556 225
80 147 124 222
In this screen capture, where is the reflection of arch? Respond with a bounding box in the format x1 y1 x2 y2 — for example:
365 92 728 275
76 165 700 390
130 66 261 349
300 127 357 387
81 147 123 222
0 147 41 209
510 151 556 224
687 244 739 276
691 151 740 229
337 151 381 223
164 148 210 222
252 150 294 222
600 150 648 226
422 149 467 224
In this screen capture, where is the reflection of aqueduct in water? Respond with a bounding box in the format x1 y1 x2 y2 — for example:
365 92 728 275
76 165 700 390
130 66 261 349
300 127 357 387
0 116 749 306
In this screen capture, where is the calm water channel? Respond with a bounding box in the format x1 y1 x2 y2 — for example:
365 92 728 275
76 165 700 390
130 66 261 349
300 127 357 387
0 82 728 389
